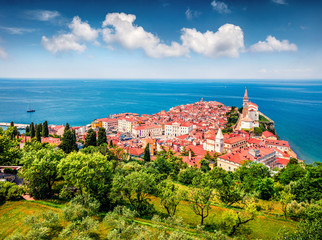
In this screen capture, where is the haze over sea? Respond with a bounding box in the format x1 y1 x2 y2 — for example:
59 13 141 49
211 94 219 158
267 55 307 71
0 79 321 164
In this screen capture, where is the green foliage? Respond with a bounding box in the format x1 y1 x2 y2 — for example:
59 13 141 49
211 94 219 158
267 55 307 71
58 152 113 208
30 122 35 139
60 195 100 239
219 198 257 236
112 170 156 215
287 200 309 221
59 129 78 154
85 128 96 147
178 167 201 185
279 190 295 219
259 115 270 122
0 130 21 165
255 177 275 200
36 124 42 142
42 121 49 138
189 185 213 225
254 127 263 135
217 173 243 207
157 180 184 216
199 159 211 173
97 127 107 146
62 194 100 222
0 182 23 202
3 167 17 174
64 123 70 132
21 148 65 199
143 143 151 162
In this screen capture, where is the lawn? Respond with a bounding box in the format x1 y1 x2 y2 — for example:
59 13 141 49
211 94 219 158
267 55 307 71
0 196 296 240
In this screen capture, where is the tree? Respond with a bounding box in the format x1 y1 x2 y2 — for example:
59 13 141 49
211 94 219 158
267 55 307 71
279 190 294 219
0 181 24 202
217 173 243 207
42 121 49 137
36 124 42 142
189 186 213 225
157 180 183 216
109 139 113 147
85 128 96 147
277 161 306 185
220 198 257 236
255 177 275 200
143 143 150 162
59 129 78 154
178 167 200 185
112 171 156 215
58 152 113 209
0 131 21 165
30 122 35 138
97 127 107 146
64 123 70 132
21 148 65 199
199 159 211 173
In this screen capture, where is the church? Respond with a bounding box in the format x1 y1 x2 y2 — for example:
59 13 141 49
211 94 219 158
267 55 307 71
239 88 259 129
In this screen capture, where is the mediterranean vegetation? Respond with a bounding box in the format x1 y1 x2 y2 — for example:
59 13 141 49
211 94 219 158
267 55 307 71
0 125 321 239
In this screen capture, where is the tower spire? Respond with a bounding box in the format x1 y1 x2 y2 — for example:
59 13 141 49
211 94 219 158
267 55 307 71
244 87 249 102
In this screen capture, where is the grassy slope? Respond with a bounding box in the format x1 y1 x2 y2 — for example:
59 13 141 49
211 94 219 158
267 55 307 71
0 200 63 239
0 197 296 240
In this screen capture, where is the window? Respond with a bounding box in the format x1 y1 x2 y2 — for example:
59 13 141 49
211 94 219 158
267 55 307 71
228 166 231 170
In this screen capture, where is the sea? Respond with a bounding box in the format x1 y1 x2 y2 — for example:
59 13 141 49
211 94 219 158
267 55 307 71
0 79 321 164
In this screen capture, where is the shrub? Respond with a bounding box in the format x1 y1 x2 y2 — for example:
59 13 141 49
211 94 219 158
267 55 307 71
0 181 23 202
288 200 309 221
3 167 17 174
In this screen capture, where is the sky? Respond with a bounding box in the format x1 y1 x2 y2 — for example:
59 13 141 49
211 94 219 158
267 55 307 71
0 0 321 79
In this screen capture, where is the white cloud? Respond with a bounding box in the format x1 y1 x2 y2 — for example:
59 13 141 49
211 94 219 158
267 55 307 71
272 0 287 5
249 36 297 52
185 8 201 20
69 16 99 42
181 24 244 58
0 26 35 35
211 1 231 14
42 16 99 54
0 46 8 59
26 10 60 21
41 34 86 54
101 13 188 58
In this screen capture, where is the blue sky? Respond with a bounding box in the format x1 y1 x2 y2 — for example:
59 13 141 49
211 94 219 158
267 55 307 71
0 0 321 79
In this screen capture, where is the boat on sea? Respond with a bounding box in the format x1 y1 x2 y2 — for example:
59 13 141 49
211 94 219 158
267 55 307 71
27 104 35 112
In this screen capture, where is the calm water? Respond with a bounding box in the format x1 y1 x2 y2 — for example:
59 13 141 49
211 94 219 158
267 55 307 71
0 79 321 163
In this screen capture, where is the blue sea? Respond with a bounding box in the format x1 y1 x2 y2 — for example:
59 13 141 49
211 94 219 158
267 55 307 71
0 79 321 164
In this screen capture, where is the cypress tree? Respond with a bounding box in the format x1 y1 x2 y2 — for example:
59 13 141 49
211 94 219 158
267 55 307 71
36 124 42 142
143 143 151 162
85 128 97 147
25 125 30 135
42 120 49 137
109 140 113 147
97 127 107 146
10 121 14 127
64 123 70 133
59 129 78 154
30 122 35 138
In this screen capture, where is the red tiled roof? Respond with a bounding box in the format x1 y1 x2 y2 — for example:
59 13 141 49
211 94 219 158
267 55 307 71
262 131 275 138
225 136 246 144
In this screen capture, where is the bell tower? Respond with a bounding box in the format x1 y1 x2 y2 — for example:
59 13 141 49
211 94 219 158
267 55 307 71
215 128 224 153
242 87 249 118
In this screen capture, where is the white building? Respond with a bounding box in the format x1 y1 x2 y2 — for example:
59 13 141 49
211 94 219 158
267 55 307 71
240 88 259 130
118 118 136 133
165 122 193 137
204 128 224 153
132 125 162 138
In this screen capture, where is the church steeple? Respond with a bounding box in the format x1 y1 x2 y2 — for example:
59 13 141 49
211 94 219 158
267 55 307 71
215 128 224 153
242 87 249 118
243 87 249 102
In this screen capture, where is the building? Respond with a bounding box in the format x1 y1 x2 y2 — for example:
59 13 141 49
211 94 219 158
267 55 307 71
164 122 194 137
118 118 137 133
224 136 247 153
204 128 224 153
240 88 259 130
132 125 162 138
265 139 290 152
217 147 277 171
